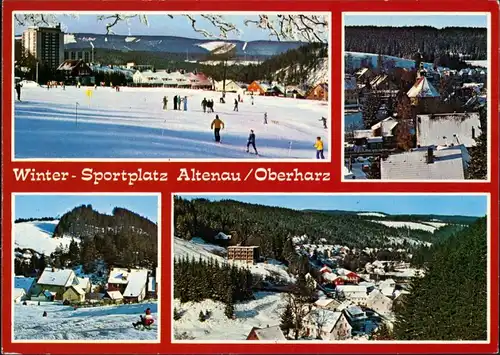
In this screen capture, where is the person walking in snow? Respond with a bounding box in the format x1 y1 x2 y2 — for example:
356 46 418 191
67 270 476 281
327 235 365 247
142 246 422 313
209 99 215 113
319 116 328 129
211 115 224 143
263 112 268 124
183 96 188 111
246 129 258 155
133 308 154 329
314 136 325 159
233 98 239 112
251 95 254 105
163 96 168 110
202 98 207 113
177 95 181 110
15 82 22 101
173 95 178 110
238 93 241 102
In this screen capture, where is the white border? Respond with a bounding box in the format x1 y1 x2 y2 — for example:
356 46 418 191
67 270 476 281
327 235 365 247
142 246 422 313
11 11 332 163
340 12 492 183
10 192 162 344
170 192 491 344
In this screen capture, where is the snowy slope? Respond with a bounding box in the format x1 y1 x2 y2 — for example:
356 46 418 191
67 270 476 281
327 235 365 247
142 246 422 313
14 220 74 255
369 220 440 233
357 212 386 218
14 301 158 340
174 237 294 283
15 86 329 159
174 292 285 340
345 51 450 72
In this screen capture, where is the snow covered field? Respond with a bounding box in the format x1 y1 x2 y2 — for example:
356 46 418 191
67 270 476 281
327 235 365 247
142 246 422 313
14 301 158 340
174 237 294 283
174 292 285 340
14 220 73 255
369 220 442 233
14 86 329 159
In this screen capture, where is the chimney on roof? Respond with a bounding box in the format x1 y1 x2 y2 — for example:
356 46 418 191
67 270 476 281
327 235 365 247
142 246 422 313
426 147 434 164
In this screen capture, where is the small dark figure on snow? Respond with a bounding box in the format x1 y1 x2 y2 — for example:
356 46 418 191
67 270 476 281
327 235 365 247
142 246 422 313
251 95 254 105
246 129 258 155
177 95 181 110
133 308 154 329
202 98 207 113
233 98 239 112
263 112 268 124
207 99 214 113
163 96 168 110
220 95 225 104
238 94 241 102
319 116 327 129
211 115 225 143
42 311 48 317
173 95 178 110
184 96 188 111
38 301 41 306
15 82 22 101
22 301 27 305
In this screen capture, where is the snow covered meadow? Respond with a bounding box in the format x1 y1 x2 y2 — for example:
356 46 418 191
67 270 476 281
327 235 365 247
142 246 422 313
14 220 70 255
14 86 329 160
14 301 158 341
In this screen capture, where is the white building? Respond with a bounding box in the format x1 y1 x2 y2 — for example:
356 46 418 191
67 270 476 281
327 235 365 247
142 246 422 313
304 308 352 340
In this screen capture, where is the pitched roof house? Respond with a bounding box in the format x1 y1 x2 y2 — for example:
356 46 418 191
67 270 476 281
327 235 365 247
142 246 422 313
366 289 393 316
123 269 149 302
14 288 27 303
37 267 77 298
14 276 36 295
63 285 86 303
246 325 286 341
304 309 352 340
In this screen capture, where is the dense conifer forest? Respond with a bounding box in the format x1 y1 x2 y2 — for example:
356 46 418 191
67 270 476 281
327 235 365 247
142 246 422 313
394 218 487 340
345 26 487 61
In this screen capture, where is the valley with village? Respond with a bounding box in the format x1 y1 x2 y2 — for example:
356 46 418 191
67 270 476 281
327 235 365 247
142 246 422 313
343 20 488 180
13 199 159 340
173 196 487 342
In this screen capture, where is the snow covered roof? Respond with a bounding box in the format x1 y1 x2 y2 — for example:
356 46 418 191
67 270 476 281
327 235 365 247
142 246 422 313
345 305 366 317
14 276 36 292
38 268 76 287
14 288 26 300
416 112 481 148
108 267 133 284
66 285 85 296
372 117 399 136
106 290 123 300
380 286 395 297
314 298 339 308
251 325 286 341
407 77 440 98
353 129 372 139
123 269 148 297
336 285 367 294
74 277 90 290
57 59 87 71
215 232 231 240
380 145 469 180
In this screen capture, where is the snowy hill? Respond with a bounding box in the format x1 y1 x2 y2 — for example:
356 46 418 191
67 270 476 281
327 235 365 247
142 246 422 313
357 212 386 218
345 51 444 71
174 292 285 340
174 237 294 283
15 86 329 159
14 301 158 340
369 220 444 233
14 220 74 255
276 57 328 87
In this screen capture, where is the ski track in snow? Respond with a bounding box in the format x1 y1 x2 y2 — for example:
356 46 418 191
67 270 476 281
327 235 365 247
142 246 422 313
15 87 329 159
14 301 158 340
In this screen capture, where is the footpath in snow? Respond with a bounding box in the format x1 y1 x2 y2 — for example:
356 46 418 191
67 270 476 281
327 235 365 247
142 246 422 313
14 86 329 159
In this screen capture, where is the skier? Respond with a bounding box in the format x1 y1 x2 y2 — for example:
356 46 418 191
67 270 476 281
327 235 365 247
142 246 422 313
184 96 188 111
314 136 325 159
251 95 254 105
173 95 178 110
233 98 239 112
211 115 225 143
202 98 207 113
15 82 22 101
163 96 168 110
319 116 328 129
177 95 181 110
246 129 258 155
133 308 154 329
263 112 268 124
42 311 47 317
209 99 215 113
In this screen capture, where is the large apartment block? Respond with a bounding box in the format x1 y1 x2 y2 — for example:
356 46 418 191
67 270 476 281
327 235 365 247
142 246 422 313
227 246 260 264
22 24 64 70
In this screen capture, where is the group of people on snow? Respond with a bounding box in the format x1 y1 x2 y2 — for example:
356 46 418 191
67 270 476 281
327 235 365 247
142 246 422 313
162 95 188 111
201 98 215 113
209 115 259 155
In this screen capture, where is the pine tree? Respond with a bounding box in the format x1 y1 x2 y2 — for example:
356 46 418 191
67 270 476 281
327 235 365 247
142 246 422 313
280 303 294 338
466 105 487 179
173 307 181 320
362 92 382 129
199 310 206 322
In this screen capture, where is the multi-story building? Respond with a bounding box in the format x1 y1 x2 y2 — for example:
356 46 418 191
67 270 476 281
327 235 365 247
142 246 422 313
227 245 260 264
22 24 64 70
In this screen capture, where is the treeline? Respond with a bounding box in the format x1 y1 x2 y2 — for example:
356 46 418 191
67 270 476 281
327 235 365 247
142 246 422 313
53 204 157 240
15 217 57 223
173 197 435 263
393 217 487 340
345 26 487 61
174 256 253 304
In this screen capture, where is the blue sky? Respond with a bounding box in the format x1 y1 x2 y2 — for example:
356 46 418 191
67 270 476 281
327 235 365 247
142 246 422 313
179 194 487 217
344 14 487 28
15 194 159 223
14 14 279 41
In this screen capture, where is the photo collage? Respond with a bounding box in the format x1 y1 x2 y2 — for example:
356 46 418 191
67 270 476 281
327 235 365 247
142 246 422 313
1 1 498 355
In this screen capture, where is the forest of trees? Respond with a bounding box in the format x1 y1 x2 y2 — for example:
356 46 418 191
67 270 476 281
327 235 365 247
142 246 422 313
466 104 488 180
15 217 57 223
345 26 487 62
393 217 487 340
173 197 453 262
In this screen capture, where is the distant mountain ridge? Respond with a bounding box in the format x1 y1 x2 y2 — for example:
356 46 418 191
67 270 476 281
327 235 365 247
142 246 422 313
62 32 306 59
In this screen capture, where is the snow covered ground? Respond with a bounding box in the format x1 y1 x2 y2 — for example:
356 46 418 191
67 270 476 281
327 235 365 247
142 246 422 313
14 301 158 340
369 220 440 233
174 292 285 340
174 237 294 283
465 60 487 68
14 86 329 159
14 220 74 255
357 212 386 218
